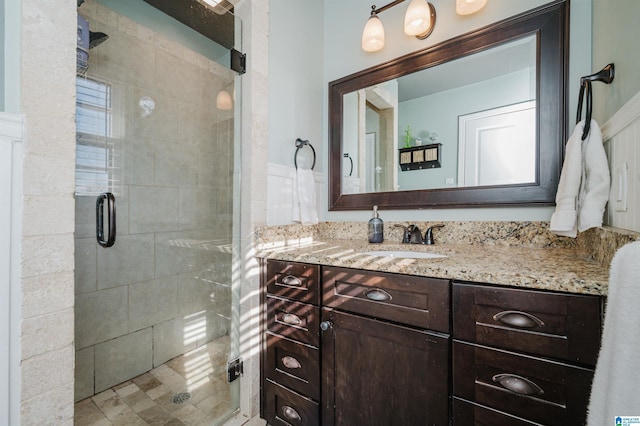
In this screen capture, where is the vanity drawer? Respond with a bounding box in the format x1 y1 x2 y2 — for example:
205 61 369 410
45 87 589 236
267 260 320 305
266 332 320 400
323 266 450 332
264 379 319 426
453 397 540 425
453 340 594 426
453 282 602 365
267 296 320 346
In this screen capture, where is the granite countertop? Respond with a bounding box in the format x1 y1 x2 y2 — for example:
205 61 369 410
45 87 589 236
256 239 609 296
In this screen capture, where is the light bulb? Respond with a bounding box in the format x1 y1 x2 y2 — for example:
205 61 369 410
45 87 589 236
362 14 385 52
216 90 233 110
404 0 431 36
456 0 487 15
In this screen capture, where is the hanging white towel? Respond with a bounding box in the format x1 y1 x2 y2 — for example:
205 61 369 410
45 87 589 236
292 168 318 225
587 241 640 425
550 121 583 237
550 119 610 237
342 176 362 194
578 120 610 232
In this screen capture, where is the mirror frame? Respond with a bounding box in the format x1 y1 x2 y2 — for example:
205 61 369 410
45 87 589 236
329 2 568 210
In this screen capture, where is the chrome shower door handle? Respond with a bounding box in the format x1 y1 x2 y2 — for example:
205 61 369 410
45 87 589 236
96 192 116 247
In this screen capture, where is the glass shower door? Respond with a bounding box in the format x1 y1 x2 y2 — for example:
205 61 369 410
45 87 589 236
74 1 241 424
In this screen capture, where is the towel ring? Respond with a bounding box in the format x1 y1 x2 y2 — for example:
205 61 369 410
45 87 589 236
577 63 615 141
294 138 316 170
576 80 593 141
343 153 353 176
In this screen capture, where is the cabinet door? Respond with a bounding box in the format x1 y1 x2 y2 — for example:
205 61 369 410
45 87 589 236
453 340 594 425
267 295 320 346
453 282 602 365
323 266 450 332
264 380 320 426
267 260 320 305
453 397 540 425
322 308 450 426
265 332 320 399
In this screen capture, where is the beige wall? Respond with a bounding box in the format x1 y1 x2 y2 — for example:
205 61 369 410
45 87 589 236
19 0 76 424
235 0 269 420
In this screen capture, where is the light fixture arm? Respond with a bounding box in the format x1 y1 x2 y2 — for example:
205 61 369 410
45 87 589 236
371 0 407 16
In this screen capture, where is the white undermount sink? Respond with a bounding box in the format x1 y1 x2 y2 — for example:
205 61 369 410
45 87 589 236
363 250 448 259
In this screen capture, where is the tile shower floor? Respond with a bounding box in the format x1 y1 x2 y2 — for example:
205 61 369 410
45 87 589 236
74 336 233 426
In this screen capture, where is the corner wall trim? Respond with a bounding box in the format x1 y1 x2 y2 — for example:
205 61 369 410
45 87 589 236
0 112 24 426
601 89 640 141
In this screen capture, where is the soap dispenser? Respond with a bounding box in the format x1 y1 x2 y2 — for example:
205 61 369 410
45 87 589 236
368 205 384 243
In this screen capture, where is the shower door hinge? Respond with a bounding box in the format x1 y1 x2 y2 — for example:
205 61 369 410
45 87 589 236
227 357 243 383
231 49 246 75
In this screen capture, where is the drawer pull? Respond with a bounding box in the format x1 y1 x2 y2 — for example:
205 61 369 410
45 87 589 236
281 313 303 326
282 405 301 421
280 275 303 287
492 373 544 396
281 356 302 369
365 288 392 302
493 310 545 328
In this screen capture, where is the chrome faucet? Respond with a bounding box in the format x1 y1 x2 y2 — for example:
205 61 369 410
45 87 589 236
407 224 424 244
424 224 445 245
393 224 415 243
395 224 445 244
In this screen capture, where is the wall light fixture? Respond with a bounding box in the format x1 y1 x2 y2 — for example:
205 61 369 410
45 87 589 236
216 90 233 110
456 0 487 16
362 0 436 52
362 0 487 52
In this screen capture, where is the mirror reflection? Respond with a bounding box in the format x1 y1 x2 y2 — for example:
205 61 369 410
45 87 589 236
342 34 537 195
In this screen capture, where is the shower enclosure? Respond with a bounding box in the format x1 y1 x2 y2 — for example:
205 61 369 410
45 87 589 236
74 1 242 424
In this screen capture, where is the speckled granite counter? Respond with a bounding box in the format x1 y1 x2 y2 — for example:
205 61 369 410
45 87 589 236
254 221 640 297
257 239 608 296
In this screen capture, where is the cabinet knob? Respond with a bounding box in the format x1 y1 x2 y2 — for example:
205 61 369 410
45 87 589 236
365 288 392 302
492 373 544 396
280 274 303 287
281 356 302 369
493 310 545 328
282 405 301 421
320 321 333 331
281 313 303 326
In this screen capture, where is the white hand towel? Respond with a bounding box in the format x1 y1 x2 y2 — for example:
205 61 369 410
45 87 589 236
342 176 362 194
550 121 583 237
587 241 640 425
292 168 318 225
578 119 610 232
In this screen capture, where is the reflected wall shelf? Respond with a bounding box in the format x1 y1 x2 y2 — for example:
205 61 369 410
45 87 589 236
399 143 441 171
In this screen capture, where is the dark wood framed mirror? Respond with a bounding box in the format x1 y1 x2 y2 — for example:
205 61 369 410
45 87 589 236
329 1 568 210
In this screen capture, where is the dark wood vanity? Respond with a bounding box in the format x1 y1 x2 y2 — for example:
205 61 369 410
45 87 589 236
260 259 603 426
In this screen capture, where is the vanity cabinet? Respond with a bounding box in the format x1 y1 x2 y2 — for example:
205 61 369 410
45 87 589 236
321 267 450 425
262 260 321 426
260 260 603 426
261 261 450 426
452 282 603 425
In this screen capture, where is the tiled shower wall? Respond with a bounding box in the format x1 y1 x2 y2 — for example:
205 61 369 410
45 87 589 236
74 1 235 401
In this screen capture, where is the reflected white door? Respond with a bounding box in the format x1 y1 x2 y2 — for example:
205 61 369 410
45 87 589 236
458 101 536 187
